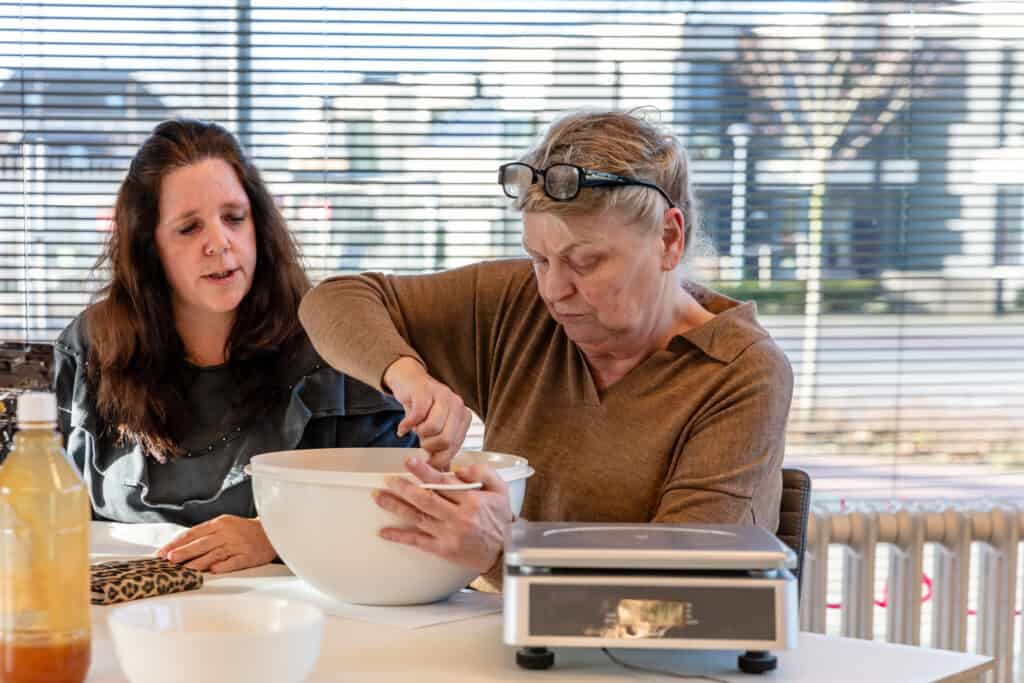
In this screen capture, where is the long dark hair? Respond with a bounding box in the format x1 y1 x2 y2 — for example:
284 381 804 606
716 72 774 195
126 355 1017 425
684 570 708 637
86 119 311 461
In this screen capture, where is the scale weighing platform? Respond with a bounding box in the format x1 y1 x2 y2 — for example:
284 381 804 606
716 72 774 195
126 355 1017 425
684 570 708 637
503 521 799 674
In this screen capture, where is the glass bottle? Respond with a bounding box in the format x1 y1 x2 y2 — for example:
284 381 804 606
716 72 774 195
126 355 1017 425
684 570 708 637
0 391 90 682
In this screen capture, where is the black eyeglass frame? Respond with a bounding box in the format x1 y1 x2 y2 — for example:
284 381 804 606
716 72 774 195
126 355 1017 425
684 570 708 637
498 162 677 209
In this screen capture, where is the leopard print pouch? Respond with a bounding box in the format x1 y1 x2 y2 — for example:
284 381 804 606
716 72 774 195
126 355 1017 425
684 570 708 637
90 557 203 605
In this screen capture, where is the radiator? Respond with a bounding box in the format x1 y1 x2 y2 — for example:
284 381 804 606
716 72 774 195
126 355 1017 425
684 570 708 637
803 505 1024 683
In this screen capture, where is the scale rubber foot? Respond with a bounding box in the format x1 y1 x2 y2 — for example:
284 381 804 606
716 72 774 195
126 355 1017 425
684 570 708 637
516 647 555 670
738 650 777 674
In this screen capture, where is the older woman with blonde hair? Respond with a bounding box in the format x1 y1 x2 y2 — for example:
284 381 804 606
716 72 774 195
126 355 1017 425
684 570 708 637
300 110 793 591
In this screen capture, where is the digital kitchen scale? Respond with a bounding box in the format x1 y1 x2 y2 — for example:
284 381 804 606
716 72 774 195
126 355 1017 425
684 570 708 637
503 521 799 674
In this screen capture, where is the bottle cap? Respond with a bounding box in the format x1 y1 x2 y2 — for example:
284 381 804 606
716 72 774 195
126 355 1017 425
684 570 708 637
17 391 57 427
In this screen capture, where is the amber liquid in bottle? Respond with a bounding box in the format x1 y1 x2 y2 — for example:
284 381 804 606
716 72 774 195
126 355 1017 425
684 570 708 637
0 394 91 683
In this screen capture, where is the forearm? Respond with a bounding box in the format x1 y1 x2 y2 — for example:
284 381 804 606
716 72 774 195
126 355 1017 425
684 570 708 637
299 273 422 392
301 261 520 417
653 489 756 525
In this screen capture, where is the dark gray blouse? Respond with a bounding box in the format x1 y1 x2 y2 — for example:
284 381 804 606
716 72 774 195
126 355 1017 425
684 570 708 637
54 313 416 526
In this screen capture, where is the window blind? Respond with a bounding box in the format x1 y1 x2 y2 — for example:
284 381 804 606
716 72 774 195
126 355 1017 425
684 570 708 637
1 0 1021 476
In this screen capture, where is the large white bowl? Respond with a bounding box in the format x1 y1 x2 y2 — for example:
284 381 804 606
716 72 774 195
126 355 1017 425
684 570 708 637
249 447 533 605
108 595 324 683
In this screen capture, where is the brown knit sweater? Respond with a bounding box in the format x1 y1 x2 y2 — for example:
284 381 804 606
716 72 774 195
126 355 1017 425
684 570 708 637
299 258 793 591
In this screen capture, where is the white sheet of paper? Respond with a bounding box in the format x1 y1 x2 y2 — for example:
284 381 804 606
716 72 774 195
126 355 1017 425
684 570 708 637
89 521 187 559
89 522 502 628
247 576 503 629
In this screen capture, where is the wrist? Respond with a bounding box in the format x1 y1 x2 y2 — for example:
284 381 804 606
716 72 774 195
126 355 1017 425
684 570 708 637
383 356 426 394
481 547 505 576
481 523 510 574
252 518 278 560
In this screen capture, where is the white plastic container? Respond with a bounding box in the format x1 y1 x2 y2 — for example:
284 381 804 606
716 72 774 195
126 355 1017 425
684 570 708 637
249 448 534 605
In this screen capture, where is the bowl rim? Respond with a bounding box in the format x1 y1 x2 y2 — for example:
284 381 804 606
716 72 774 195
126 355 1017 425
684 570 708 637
247 448 533 487
107 595 325 635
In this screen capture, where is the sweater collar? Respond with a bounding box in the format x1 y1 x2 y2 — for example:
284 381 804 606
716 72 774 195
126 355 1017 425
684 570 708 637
667 282 770 363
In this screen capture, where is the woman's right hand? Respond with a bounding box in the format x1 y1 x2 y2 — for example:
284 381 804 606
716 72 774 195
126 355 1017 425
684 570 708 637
383 356 472 470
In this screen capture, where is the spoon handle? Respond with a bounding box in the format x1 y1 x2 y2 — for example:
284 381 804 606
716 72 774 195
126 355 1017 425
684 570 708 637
419 481 483 491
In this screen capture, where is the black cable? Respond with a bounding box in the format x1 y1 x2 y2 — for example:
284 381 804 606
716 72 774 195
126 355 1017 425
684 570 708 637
600 647 734 682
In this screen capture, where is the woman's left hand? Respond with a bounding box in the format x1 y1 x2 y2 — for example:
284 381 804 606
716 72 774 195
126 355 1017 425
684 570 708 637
155 515 278 573
374 458 514 572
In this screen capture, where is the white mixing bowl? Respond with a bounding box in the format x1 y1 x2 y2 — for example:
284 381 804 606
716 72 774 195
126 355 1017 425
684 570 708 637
108 595 324 683
249 448 534 605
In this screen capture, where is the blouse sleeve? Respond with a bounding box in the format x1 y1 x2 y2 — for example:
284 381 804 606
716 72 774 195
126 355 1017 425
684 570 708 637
653 338 793 529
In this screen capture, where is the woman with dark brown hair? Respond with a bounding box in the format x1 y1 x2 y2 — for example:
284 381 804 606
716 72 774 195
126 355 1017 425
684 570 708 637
54 119 415 572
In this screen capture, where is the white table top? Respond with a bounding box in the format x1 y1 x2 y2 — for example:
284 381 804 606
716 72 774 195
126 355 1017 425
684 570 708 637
85 522 993 683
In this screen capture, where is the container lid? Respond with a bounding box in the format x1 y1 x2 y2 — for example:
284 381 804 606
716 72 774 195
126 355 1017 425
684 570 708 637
17 391 57 427
505 521 797 571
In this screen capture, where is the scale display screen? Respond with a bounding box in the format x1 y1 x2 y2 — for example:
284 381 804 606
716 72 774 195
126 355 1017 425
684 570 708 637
528 584 775 640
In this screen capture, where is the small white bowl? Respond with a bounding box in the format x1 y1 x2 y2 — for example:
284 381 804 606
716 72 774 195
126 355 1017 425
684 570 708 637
108 595 324 683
